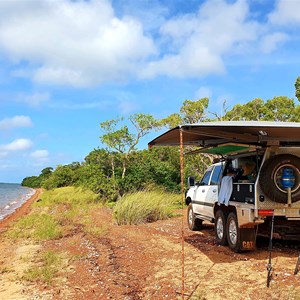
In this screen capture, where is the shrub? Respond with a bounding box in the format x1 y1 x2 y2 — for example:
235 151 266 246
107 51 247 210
113 190 180 225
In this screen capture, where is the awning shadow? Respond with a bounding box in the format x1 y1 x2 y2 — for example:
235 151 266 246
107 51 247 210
184 224 300 264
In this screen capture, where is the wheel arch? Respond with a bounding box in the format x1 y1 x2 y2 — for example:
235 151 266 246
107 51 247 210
185 196 192 206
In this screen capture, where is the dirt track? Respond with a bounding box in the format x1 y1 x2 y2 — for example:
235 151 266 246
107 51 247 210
0 195 300 299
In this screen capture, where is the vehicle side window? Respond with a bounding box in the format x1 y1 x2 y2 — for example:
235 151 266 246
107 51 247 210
210 165 223 185
200 169 213 185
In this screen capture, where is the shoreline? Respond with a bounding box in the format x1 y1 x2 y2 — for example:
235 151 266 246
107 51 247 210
0 188 42 232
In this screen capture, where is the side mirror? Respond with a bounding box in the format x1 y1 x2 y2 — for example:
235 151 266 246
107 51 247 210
187 177 195 188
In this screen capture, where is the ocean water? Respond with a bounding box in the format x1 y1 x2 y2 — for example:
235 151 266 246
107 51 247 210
0 183 35 220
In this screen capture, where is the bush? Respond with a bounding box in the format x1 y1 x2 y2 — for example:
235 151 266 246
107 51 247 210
113 190 180 225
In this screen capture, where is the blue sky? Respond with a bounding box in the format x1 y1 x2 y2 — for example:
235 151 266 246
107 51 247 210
0 0 300 183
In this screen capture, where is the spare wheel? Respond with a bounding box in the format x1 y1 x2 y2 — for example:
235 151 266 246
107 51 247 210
259 154 300 203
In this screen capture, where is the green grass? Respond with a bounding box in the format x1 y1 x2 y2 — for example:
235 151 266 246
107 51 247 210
35 186 99 207
80 215 108 237
7 187 101 241
7 214 63 241
8 187 180 240
113 190 180 225
23 251 62 284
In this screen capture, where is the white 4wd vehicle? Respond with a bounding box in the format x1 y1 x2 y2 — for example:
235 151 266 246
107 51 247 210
149 121 300 252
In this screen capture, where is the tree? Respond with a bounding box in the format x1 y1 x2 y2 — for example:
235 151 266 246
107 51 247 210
42 163 81 190
223 97 299 122
161 98 210 128
263 96 295 121
84 148 114 178
79 148 120 200
21 176 41 188
223 98 265 121
295 77 300 102
100 113 160 180
290 105 300 122
209 100 230 121
41 167 53 177
181 98 209 123
21 167 53 188
76 163 118 201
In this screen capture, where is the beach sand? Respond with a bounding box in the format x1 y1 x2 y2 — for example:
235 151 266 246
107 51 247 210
0 188 42 232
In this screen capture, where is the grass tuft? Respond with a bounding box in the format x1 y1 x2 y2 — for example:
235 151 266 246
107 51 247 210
113 190 180 225
7 214 63 241
23 251 61 284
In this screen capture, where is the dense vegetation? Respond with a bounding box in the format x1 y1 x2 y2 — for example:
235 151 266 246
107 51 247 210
22 78 300 203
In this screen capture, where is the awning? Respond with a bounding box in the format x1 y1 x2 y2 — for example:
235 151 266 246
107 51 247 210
148 121 300 148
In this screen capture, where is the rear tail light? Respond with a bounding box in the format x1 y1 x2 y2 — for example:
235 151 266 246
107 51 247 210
258 209 274 216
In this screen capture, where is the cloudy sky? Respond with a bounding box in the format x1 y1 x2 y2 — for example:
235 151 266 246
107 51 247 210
0 0 300 183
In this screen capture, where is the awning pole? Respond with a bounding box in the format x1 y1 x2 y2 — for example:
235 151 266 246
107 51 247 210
180 127 185 299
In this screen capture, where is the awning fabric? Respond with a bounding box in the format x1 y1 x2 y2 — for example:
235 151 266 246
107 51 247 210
148 121 300 149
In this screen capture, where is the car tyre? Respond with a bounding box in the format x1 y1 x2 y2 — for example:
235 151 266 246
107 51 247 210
215 210 228 245
226 212 241 253
259 154 300 203
187 203 203 231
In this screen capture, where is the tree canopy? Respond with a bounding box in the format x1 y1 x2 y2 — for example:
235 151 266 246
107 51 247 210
161 98 209 128
295 77 300 102
22 77 300 200
100 113 160 179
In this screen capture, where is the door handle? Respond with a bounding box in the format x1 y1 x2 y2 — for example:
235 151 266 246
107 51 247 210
213 189 217 193
202 189 205 193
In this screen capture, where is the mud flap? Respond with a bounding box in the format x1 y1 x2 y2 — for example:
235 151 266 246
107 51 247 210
240 228 256 251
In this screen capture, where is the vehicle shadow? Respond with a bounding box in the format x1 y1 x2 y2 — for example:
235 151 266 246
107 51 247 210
184 224 300 264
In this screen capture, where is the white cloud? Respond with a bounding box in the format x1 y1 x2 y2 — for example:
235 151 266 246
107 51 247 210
117 0 168 32
0 0 295 85
268 0 300 25
17 92 50 107
30 149 49 159
118 100 139 115
195 86 213 99
140 0 260 78
0 0 156 87
30 149 49 165
0 116 33 130
0 138 33 151
260 32 288 54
